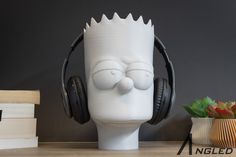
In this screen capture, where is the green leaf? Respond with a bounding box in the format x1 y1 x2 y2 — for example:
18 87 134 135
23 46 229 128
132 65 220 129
184 105 200 117
183 97 215 118
202 97 215 106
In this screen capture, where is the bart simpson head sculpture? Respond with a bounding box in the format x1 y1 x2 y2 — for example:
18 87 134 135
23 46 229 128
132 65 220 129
61 12 175 150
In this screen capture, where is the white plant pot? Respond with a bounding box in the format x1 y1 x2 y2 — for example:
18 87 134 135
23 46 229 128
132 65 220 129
191 117 213 145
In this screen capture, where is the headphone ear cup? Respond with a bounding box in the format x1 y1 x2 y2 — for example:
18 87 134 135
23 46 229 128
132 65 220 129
148 78 171 125
162 79 171 118
148 78 164 125
67 76 90 124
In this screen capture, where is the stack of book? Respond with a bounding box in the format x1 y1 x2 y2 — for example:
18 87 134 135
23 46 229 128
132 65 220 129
0 90 40 149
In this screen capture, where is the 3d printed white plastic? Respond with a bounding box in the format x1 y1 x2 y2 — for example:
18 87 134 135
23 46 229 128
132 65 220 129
84 13 154 150
191 117 213 145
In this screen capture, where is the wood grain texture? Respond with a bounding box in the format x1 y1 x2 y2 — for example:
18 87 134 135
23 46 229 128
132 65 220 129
0 90 40 104
0 142 235 157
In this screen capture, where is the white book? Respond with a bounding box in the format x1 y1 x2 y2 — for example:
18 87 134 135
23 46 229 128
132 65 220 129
0 137 38 149
0 103 34 118
0 118 36 139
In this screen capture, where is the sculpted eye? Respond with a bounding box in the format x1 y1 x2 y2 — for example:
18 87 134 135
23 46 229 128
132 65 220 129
92 60 123 90
126 62 154 90
127 70 153 90
93 70 122 90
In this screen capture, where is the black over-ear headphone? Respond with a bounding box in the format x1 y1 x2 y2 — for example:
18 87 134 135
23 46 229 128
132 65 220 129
61 32 175 125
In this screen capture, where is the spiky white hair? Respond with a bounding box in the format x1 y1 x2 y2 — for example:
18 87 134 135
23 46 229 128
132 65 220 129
84 12 153 33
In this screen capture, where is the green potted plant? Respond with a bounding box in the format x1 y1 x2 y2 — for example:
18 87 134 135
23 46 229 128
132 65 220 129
207 101 236 148
184 97 215 145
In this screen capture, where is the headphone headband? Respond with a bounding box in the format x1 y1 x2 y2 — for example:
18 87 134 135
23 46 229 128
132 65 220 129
61 33 84 117
61 33 84 89
154 35 176 116
61 32 175 118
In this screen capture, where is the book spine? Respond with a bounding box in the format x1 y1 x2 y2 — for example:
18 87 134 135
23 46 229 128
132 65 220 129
0 103 35 118
0 119 37 139
0 137 38 149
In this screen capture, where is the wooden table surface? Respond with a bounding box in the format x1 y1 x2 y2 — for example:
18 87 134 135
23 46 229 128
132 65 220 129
0 141 235 157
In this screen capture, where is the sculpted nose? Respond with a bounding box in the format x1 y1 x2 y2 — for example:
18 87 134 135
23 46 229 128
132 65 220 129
117 77 134 94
